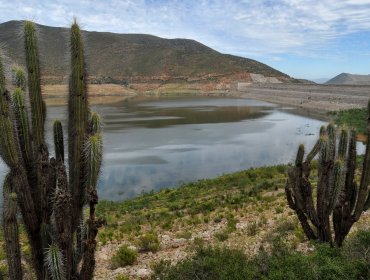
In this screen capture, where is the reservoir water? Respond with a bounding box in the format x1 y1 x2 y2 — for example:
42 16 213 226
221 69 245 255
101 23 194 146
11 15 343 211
0 96 339 201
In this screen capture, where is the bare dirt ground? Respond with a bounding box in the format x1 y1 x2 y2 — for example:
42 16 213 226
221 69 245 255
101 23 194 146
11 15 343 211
94 189 370 280
236 83 370 113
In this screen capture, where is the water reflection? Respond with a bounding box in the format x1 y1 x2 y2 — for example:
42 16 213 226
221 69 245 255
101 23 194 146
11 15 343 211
0 96 364 202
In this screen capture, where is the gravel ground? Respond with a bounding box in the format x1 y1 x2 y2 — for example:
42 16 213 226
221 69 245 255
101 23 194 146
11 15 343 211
236 83 370 113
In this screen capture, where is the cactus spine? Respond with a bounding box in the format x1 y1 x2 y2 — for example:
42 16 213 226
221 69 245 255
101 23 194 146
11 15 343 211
0 20 104 279
286 103 370 246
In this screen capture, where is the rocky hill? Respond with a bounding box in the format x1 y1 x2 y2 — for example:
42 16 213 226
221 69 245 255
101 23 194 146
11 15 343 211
326 73 370 85
0 21 292 92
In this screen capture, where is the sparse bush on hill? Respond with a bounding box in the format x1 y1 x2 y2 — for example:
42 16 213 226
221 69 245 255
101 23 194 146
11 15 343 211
137 233 160 253
152 229 370 280
111 245 138 269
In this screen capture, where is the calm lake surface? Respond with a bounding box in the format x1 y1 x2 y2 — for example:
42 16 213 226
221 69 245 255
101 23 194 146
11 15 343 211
0 96 335 201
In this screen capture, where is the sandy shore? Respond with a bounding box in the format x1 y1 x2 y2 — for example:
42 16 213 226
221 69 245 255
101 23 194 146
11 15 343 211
236 83 370 113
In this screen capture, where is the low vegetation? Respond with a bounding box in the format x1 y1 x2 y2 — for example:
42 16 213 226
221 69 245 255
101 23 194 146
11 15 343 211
152 229 370 280
334 107 367 135
111 246 138 269
96 165 288 244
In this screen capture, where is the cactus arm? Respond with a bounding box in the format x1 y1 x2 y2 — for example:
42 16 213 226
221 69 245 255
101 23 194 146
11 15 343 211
24 21 45 150
354 100 370 218
327 123 336 161
328 160 345 214
79 113 104 279
11 165 43 279
0 90 20 167
68 21 89 230
338 128 348 160
53 120 64 162
11 65 27 90
89 111 102 135
305 126 326 163
3 174 23 280
12 87 33 169
285 145 317 239
84 132 103 190
0 59 21 167
54 161 73 279
306 138 322 163
316 136 333 242
45 244 66 280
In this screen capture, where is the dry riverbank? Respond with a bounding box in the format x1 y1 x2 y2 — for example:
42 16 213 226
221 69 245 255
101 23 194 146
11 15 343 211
236 83 370 113
43 83 370 115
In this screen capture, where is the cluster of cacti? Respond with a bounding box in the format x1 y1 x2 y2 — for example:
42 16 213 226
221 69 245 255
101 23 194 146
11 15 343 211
285 103 370 246
0 20 104 279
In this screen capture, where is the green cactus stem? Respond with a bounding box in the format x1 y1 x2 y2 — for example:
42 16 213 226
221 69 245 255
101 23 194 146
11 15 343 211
89 111 102 134
11 65 26 90
337 128 348 159
84 133 103 190
3 174 23 280
12 87 33 168
45 244 66 280
24 21 44 150
68 20 89 229
54 161 73 279
0 90 21 167
53 120 64 162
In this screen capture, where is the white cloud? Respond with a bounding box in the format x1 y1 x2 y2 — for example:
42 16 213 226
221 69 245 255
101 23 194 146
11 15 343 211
1 0 370 58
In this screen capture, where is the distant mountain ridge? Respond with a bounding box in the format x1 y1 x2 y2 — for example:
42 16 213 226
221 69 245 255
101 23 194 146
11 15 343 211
0 20 293 92
326 73 370 85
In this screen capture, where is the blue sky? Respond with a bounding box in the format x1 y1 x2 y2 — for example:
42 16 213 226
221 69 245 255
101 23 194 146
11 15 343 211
1 0 370 80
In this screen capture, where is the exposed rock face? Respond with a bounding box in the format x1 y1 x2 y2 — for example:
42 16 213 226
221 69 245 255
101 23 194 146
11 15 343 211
249 73 283 84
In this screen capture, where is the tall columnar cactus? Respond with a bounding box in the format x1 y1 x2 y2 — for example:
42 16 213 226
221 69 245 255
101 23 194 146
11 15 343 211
286 104 370 246
0 20 104 279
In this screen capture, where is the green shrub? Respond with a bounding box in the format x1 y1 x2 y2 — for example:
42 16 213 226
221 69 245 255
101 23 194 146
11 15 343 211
153 230 370 280
137 233 160 253
246 221 258 236
111 245 138 269
176 230 192 240
335 108 367 135
343 229 370 263
152 246 257 280
116 275 130 280
274 206 284 214
226 215 238 232
213 215 223 223
214 231 229 242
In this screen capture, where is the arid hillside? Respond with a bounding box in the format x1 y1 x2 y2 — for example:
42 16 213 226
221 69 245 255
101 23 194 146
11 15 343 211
0 20 292 92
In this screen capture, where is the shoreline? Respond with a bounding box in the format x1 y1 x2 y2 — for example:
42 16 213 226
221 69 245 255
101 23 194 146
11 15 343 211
42 83 370 114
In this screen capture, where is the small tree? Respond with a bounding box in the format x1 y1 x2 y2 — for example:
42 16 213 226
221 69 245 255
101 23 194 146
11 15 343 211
0 20 104 279
285 102 370 246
